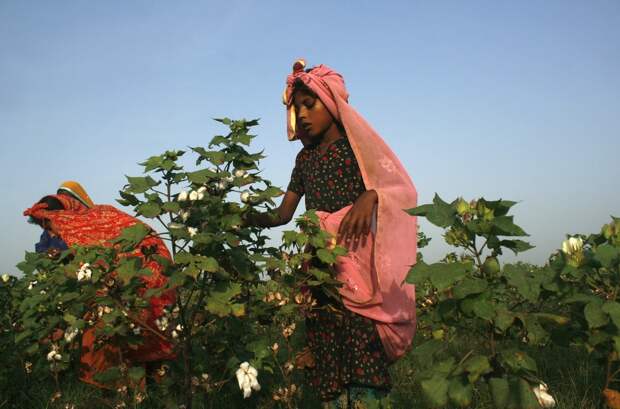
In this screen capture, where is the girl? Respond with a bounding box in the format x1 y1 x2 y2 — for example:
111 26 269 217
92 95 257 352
249 60 418 408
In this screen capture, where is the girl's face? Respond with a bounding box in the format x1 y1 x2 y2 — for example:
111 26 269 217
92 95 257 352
293 89 334 145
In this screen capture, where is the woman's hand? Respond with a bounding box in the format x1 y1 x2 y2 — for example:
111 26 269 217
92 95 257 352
337 190 377 251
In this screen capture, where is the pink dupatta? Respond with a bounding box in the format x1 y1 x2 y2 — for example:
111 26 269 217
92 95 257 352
284 60 418 360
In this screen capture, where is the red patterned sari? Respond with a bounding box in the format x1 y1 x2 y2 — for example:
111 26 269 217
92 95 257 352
25 194 176 387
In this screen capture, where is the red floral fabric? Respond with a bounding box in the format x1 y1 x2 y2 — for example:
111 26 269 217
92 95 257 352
24 195 175 387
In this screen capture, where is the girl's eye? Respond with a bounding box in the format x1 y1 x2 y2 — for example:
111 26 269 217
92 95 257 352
304 99 315 109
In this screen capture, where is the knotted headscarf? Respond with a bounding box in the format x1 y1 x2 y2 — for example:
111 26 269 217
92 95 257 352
283 59 419 360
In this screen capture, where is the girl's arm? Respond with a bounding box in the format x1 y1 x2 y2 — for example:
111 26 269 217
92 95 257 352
244 190 302 228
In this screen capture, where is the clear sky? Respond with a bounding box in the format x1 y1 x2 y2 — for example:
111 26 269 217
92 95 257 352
1 1 619 275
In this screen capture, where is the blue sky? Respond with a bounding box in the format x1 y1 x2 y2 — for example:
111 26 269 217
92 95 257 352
1 1 619 275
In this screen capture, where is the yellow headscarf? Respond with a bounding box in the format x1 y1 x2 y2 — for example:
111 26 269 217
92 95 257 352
57 181 95 208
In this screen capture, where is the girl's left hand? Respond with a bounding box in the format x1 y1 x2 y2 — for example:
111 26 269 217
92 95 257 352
337 190 377 251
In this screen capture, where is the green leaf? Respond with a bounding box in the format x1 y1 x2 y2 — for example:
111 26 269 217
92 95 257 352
198 257 219 273
411 339 443 368
463 355 491 383
209 135 229 146
205 282 242 317
117 190 140 206
521 314 548 344
484 200 518 217
125 176 159 194
453 278 487 299
500 239 535 255
420 375 449 407
489 377 510 409
532 313 569 326
93 366 122 384
595 244 620 268
515 378 541 409
492 216 528 237
232 132 252 146
117 257 143 285
112 223 151 250
316 249 337 265
14 329 32 345
503 264 540 303
407 261 473 290
448 376 473 407
128 366 146 382
59 292 80 303
471 297 495 321
500 349 537 374
187 168 217 184
406 194 457 228
137 202 161 218
161 202 181 214
262 186 284 198
405 260 430 285
494 309 516 332
612 336 620 354
585 299 609 329
406 204 433 217
247 338 271 365
603 301 620 328
139 155 165 172
430 262 472 291
63 313 77 325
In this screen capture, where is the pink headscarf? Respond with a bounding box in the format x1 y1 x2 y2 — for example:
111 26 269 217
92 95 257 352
284 59 418 360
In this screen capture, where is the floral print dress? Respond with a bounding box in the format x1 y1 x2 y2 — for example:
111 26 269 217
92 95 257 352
288 137 392 403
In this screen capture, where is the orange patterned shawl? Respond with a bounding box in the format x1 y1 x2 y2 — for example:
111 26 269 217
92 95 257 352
24 194 175 387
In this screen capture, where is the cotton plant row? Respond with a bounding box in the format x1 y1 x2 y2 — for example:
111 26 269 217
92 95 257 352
408 195 620 408
2 119 345 409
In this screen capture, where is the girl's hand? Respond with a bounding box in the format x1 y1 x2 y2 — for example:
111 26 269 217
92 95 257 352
337 190 377 251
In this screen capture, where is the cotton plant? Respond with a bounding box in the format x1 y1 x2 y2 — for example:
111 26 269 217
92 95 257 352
7 118 353 408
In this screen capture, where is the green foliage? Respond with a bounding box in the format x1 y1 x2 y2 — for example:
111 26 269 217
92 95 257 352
5 118 345 409
4 120 620 408
406 195 565 408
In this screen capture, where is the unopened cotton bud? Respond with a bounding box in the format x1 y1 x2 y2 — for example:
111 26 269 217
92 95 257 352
240 191 251 203
189 190 199 201
197 186 207 194
1 274 9 283
234 169 246 178
180 210 190 222
168 222 186 230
